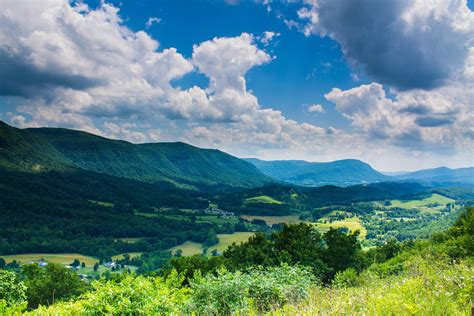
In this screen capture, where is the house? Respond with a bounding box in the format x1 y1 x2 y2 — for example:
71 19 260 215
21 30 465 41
103 262 117 268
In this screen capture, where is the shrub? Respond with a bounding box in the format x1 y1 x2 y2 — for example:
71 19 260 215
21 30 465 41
30 271 190 315
333 268 360 288
189 264 314 314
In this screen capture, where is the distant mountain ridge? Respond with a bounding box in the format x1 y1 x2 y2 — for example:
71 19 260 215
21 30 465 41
0 121 272 189
395 166 474 184
245 158 391 186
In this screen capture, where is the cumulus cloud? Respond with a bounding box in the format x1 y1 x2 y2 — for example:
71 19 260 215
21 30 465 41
297 0 474 90
308 104 325 113
325 81 473 151
0 0 472 171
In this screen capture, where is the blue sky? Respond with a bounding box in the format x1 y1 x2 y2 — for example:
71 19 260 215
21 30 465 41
0 0 473 170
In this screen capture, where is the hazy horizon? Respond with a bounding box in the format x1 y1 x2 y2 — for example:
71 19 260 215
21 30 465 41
1 0 473 171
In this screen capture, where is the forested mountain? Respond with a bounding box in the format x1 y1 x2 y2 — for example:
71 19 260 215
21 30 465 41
0 121 272 189
395 166 474 184
245 158 391 186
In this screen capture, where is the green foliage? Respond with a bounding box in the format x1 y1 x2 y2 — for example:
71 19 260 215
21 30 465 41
21 263 86 309
332 268 360 288
0 270 27 308
189 264 314 315
30 272 190 315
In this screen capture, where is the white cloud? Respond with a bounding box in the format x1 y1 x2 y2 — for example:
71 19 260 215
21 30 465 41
145 17 161 28
258 31 280 46
307 104 324 113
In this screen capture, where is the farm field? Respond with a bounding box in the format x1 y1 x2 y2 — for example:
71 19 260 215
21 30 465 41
111 252 143 261
241 215 303 226
315 217 367 239
244 195 283 204
169 241 203 256
208 232 255 253
379 193 454 213
0 253 98 265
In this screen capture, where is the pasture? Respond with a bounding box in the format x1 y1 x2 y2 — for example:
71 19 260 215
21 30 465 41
0 253 98 266
208 232 255 253
169 241 203 256
384 193 454 213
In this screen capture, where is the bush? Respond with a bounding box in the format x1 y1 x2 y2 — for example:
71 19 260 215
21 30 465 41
189 264 314 314
333 268 360 288
30 271 190 315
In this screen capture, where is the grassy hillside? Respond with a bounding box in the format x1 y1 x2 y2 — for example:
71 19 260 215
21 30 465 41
246 158 391 186
27 127 272 189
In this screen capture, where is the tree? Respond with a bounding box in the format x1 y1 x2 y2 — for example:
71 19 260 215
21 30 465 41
71 259 80 267
0 258 5 269
323 228 364 279
22 263 86 309
81 262 86 268
93 263 99 272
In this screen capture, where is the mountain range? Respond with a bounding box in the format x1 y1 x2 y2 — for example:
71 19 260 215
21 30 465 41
1 121 472 189
244 158 391 186
245 158 474 186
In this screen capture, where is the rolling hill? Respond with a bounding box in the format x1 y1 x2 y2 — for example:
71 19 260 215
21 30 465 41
245 158 391 186
0 121 272 189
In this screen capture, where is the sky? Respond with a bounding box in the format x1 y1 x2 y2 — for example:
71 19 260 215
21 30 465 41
0 0 473 171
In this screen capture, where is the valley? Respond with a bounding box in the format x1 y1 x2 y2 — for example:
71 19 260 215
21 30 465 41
0 122 472 314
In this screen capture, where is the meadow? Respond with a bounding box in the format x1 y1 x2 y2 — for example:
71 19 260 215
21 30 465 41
169 241 203 256
379 193 454 213
208 232 255 253
0 253 98 266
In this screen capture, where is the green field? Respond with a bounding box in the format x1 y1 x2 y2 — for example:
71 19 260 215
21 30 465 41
241 215 303 226
244 195 283 204
0 253 98 265
208 232 255 253
169 241 204 256
315 217 367 239
111 252 143 261
383 193 454 213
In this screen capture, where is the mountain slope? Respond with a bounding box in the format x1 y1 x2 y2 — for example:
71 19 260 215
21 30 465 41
0 121 272 189
24 126 272 189
0 121 70 172
245 158 390 186
395 167 474 184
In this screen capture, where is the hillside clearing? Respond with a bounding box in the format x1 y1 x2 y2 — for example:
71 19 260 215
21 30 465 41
244 195 283 204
